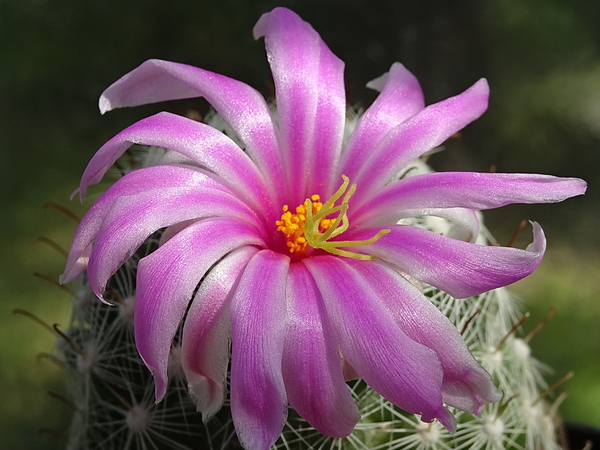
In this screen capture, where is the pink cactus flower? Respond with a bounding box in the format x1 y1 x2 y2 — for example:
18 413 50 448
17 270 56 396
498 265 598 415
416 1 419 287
61 7 586 450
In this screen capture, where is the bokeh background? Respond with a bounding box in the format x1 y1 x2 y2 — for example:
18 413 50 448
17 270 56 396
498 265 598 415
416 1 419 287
1 0 599 448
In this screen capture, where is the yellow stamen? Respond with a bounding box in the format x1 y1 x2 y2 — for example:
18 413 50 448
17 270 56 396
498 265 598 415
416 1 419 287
275 176 390 260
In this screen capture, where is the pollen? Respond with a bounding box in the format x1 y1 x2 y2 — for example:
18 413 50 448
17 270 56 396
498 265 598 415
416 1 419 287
275 176 390 260
275 195 333 254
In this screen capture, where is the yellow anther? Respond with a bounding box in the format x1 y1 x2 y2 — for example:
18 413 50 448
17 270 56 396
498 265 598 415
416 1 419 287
275 176 390 260
276 194 330 254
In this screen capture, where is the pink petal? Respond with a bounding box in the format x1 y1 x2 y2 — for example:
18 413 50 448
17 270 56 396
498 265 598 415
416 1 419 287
87 185 262 298
351 79 489 208
352 260 502 414
356 172 588 225
134 218 264 401
230 250 290 450
61 165 233 284
282 262 360 437
305 256 456 431
99 59 285 201
351 222 546 298
254 7 345 203
78 112 275 222
182 247 258 421
340 63 425 181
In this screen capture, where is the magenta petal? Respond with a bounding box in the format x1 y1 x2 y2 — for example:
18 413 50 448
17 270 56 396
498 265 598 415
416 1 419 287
352 79 489 207
254 7 345 203
99 59 285 200
230 250 290 450
78 112 275 221
282 262 360 437
352 260 502 414
86 185 262 298
134 218 263 401
305 256 456 431
340 63 425 181
61 164 226 283
356 172 588 223
182 247 258 421
353 222 546 298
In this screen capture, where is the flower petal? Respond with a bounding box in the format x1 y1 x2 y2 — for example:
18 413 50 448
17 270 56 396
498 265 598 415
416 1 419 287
340 63 425 181
283 262 360 437
61 165 234 284
352 259 502 414
87 186 262 298
78 112 275 222
254 7 345 202
99 59 285 200
352 222 546 298
352 79 489 207
305 256 456 431
182 246 258 421
230 250 290 450
356 172 588 224
134 218 264 401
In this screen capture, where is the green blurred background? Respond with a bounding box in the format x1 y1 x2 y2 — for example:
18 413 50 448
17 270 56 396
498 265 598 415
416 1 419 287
1 0 599 448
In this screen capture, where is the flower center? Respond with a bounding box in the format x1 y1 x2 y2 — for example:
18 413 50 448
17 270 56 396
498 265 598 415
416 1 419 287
275 175 390 260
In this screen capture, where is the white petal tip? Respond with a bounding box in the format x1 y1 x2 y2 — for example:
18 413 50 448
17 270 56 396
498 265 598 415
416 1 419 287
187 377 226 423
472 78 490 95
69 187 81 202
438 410 457 434
99 95 111 115
154 379 167 403
97 295 115 307
366 71 389 92
252 11 270 39
60 263 85 286
574 178 588 195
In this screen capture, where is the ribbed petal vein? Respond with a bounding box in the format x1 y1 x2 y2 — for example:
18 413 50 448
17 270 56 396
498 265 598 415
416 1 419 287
340 62 425 180
230 250 290 450
78 112 275 223
254 7 345 203
305 256 456 431
182 246 259 421
352 259 502 414
283 262 360 437
98 59 285 201
134 218 264 401
352 222 546 298
87 185 262 297
351 79 489 207
356 172 588 225
62 164 228 283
